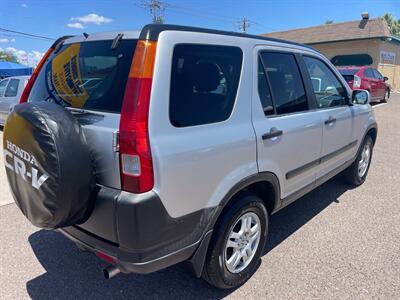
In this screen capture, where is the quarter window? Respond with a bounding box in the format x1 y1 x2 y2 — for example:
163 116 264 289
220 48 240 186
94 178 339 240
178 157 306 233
169 44 243 127
259 52 308 115
304 56 347 108
5 79 19 97
257 58 274 116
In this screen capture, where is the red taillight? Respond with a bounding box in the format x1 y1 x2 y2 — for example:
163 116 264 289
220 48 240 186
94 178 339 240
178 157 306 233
20 47 54 103
353 75 361 89
119 40 157 193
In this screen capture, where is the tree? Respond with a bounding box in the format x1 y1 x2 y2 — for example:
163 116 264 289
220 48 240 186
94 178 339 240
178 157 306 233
0 50 18 63
383 13 400 37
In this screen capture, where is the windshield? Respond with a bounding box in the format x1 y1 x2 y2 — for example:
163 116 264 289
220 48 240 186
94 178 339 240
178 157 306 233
28 39 136 113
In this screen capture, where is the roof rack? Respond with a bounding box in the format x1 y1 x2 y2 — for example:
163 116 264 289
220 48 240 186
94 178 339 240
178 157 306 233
139 24 317 51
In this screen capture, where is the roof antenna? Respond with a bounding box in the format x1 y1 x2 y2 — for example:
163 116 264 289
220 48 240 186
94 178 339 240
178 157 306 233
83 32 89 39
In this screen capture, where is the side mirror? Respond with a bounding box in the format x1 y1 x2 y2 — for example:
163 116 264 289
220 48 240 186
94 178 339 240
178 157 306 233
352 89 370 105
383 76 389 82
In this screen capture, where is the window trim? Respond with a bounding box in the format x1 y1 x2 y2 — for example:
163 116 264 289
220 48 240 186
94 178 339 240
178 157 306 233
300 54 350 110
257 50 314 118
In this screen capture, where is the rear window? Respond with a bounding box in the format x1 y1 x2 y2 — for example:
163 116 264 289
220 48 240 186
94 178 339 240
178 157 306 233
338 69 359 76
341 75 355 83
28 39 136 113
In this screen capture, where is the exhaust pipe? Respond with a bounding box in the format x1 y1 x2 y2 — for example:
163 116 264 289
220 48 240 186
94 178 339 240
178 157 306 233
103 265 121 279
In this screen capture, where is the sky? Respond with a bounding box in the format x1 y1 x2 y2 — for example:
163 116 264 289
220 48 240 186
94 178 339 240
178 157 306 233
0 0 398 66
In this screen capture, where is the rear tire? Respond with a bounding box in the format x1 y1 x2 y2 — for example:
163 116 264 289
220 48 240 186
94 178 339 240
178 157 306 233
202 192 268 289
342 135 373 186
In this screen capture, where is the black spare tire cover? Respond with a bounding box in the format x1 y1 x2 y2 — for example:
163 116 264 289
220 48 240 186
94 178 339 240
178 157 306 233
3 102 95 229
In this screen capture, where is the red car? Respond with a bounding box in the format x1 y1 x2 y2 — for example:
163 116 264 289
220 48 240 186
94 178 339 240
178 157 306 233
337 66 390 103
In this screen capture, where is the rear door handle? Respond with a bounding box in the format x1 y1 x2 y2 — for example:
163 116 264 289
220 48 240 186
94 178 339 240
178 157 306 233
324 116 336 125
262 128 283 140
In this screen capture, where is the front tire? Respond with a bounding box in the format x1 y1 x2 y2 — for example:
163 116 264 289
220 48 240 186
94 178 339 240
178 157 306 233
382 90 390 103
342 135 373 186
202 193 268 289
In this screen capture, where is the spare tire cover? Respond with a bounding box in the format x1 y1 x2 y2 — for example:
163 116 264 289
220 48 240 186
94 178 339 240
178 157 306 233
3 102 95 229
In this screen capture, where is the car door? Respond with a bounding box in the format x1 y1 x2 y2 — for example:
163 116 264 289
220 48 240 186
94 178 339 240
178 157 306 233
3 78 20 114
252 48 323 200
372 69 386 99
302 55 354 179
0 78 10 123
364 68 379 100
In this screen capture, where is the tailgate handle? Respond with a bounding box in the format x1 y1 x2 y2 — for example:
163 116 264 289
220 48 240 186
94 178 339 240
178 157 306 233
113 131 120 152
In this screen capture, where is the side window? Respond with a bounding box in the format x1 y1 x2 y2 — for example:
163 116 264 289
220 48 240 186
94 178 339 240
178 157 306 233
373 69 383 80
169 44 243 127
364 68 375 78
5 79 19 97
0 79 9 97
303 56 347 108
260 52 308 115
257 58 274 116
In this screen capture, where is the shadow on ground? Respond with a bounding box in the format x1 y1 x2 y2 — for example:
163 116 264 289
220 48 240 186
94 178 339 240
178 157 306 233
27 177 351 299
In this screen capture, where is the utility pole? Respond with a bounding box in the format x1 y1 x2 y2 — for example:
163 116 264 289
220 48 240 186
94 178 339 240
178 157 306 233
238 17 251 33
139 0 167 24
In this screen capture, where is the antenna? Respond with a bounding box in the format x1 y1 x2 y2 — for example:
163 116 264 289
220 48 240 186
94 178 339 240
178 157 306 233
139 0 169 24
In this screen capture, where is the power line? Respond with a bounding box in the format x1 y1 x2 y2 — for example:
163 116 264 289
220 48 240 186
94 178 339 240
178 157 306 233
237 17 251 33
0 28 55 41
138 0 170 24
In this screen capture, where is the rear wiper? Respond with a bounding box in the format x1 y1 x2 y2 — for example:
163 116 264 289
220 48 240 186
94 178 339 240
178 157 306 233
111 33 124 50
68 107 104 116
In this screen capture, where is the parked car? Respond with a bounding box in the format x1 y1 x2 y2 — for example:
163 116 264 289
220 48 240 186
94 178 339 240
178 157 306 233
3 25 377 289
337 66 390 103
0 75 30 126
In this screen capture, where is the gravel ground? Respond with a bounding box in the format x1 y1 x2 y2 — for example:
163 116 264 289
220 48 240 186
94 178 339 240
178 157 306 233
0 96 399 299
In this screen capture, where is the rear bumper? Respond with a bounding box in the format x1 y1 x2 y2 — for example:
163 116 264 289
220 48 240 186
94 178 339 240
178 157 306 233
59 186 216 274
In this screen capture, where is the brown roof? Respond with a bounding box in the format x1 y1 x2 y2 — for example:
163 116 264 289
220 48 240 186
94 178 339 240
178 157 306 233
261 18 391 44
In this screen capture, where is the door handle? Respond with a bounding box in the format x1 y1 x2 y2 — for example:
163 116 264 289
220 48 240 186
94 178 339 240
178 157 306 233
324 116 336 125
262 128 283 140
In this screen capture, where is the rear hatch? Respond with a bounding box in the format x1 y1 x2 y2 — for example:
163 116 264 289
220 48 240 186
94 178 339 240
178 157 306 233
338 69 359 89
27 34 137 190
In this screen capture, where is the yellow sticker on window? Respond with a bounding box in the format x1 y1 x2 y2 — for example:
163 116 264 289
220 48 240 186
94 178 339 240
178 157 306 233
51 44 89 108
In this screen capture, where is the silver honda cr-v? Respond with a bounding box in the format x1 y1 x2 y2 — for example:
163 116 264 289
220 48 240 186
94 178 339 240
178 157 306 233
3 24 377 289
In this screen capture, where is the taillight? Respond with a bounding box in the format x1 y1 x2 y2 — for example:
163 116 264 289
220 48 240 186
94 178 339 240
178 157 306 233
19 47 54 103
119 40 157 193
353 75 361 88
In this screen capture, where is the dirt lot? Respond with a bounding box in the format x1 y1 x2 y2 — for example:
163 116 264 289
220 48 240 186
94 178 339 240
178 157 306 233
0 96 399 299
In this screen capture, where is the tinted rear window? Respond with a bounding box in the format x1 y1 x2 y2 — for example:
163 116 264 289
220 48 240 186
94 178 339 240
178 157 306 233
169 44 243 127
28 39 136 113
338 69 359 75
341 75 354 82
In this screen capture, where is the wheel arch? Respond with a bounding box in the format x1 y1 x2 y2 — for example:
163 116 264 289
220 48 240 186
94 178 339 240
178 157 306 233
365 123 378 145
208 172 281 231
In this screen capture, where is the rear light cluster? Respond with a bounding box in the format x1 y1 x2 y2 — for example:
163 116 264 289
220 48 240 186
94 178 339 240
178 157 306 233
353 75 361 88
119 40 157 194
19 47 55 103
